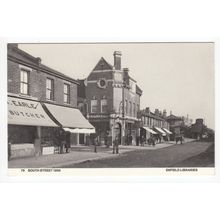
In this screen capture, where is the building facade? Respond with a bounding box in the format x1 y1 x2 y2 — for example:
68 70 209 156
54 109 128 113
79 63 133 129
139 108 171 144
166 113 185 140
8 44 94 159
82 51 142 146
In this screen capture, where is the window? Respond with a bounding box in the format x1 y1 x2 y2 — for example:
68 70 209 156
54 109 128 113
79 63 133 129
101 99 107 113
129 101 132 116
133 103 136 117
91 99 98 113
46 78 54 100
64 83 70 104
20 69 29 94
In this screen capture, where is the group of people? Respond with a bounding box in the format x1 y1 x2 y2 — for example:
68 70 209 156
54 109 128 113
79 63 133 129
56 130 70 154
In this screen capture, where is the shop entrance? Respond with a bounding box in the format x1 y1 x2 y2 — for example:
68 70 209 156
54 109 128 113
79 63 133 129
79 133 85 144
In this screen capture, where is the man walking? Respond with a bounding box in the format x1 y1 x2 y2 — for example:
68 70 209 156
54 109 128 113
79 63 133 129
113 135 119 154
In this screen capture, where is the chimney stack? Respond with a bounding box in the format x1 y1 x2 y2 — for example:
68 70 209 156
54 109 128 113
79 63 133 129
114 51 122 70
170 110 172 115
163 109 167 118
155 109 159 116
145 107 150 114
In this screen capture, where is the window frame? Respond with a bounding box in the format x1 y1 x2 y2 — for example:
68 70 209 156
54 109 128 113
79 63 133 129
46 78 54 101
91 99 98 113
63 83 70 104
101 98 107 113
20 68 30 95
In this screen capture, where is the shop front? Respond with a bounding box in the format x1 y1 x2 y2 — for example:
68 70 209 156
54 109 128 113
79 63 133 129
43 103 95 147
140 127 157 145
162 128 172 141
8 96 58 159
154 127 167 143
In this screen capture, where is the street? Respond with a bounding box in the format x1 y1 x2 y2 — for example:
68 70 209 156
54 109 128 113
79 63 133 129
63 141 214 168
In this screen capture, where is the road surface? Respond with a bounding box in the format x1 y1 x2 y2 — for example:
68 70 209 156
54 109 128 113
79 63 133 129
63 141 214 168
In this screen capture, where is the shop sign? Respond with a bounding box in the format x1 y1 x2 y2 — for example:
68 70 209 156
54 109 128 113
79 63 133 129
88 114 109 119
8 97 58 127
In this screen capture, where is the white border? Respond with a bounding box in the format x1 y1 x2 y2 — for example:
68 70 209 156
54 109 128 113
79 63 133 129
0 38 219 182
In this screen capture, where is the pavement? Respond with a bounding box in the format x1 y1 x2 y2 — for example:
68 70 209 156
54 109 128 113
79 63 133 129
8 138 195 168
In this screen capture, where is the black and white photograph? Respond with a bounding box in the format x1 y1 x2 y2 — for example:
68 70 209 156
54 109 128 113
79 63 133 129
7 42 214 173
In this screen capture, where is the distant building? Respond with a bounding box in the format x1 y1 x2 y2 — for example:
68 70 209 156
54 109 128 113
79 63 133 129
139 108 171 143
79 51 142 146
190 118 207 140
166 113 184 139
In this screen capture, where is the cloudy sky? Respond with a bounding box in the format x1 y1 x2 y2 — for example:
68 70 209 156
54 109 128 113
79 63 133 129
19 43 215 129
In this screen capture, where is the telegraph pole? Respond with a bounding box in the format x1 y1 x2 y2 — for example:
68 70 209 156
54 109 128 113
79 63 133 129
121 77 125 145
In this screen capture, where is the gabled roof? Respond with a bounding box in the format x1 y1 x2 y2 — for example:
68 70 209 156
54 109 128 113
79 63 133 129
93 57 113 71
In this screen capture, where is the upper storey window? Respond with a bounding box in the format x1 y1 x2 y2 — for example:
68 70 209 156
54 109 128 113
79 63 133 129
64 83 70 104
46 78 54 100
20 69 29 95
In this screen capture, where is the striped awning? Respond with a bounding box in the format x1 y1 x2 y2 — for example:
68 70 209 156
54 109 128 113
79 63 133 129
143 127 157 134
154 127 167 136
162 128 172 134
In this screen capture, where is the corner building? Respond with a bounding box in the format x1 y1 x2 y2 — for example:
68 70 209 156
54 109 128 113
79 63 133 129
8 44 94 159
85 51 142 146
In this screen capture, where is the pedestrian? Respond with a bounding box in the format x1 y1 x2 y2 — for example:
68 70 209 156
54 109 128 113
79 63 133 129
94 135 98 153
129 135 133 145
59 130 66 154
65 131 70 153
113 135 119 154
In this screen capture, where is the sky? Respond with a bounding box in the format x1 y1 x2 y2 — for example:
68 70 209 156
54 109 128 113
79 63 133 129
19 43 215 129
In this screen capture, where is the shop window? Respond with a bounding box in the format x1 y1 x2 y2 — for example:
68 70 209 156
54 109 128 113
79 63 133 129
46 78 54 100
20 69 29 95
101 99 107 113
91 99 98 113
64 83 70 104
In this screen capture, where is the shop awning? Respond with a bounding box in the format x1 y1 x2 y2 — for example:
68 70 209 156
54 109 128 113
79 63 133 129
143 127 157 134
8 96 58 127
44 103 94 129
162 128 172 134
63 128 95 134
154 127 167 136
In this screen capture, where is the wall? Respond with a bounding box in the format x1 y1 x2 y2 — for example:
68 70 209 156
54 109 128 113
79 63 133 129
8 60 77 108
86 77 114 114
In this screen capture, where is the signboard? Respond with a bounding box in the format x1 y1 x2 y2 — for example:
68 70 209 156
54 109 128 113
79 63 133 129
42 146 55 155
8 96 58 127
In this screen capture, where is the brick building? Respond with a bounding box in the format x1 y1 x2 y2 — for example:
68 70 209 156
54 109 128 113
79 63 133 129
8 44 94 159
166 112 185 140
139 107 171 144
79 51 142 146
189 118 207 140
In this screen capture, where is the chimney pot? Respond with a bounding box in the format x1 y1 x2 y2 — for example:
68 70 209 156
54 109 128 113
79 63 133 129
114 51 122 70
